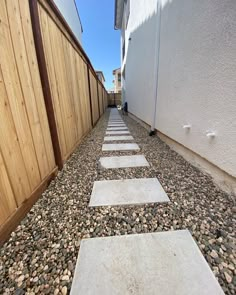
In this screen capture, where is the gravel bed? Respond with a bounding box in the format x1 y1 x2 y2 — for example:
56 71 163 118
0 109 235 295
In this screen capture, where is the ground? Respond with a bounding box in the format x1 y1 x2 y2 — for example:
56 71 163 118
0 110 235 295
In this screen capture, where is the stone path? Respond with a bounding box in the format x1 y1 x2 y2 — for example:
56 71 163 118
107 123 126 127
71 109 225 294
102 143 140 151
89 178 170 207
107 127 128 130
1 108 233 294
104 135 134 141
106 130 130 135
99 155 149 169
71 231 224 295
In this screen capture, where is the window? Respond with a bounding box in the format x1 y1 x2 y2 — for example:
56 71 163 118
118 74 121 82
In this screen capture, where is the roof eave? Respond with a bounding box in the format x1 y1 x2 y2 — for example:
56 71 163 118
114 0 125 30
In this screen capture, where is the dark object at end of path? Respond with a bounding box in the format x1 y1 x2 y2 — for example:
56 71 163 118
149 130 156 136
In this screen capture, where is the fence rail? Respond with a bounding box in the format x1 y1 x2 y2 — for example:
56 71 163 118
0 0 108 245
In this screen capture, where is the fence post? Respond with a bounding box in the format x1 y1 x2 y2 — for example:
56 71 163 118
87 65 94 127
29 0 63 169
101 87 104 114
96 80 101 118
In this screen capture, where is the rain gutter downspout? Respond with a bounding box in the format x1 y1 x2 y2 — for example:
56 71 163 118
150 2 162 136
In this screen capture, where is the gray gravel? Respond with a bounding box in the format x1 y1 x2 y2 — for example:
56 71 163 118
0 109 235 295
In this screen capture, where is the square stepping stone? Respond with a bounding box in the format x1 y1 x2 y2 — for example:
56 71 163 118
107 127 128 131
109 118 123 120
108 126 126 128
99 155 149 169
108 122 124 124
89 178 170 207
106 131 130 135
102 143 140 151
108 123 126 126
70 230 224 295
104 135 134 141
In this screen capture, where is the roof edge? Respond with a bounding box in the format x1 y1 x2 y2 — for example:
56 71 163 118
96 71 105 82
73 0 83 33
114 0 125 30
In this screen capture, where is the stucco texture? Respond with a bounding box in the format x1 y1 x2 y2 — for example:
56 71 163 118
156 0 236 177
124 0 236 177
124 0 159 126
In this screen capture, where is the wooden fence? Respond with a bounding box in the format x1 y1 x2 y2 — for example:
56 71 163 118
108 93 122 106
0 0 108 244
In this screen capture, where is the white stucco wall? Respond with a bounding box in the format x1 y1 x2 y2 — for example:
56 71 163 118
53 0 82 44
122 0 159 125
155 0 236 177
122 0 236 178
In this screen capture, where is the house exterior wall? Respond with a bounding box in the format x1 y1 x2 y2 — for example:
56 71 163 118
120 0 236 183
121 0 159 125
96 72 105 84
53 0 82 44
113 68 122 93
156 0 236 178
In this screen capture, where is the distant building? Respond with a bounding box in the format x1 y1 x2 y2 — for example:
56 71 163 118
112 68 121 93
53 0 83 44
96 71 105 84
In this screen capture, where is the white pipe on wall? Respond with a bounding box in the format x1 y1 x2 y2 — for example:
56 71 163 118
183 125 191 129
150 1 162 133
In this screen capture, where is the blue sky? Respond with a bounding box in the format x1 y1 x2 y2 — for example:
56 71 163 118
75 0 121 90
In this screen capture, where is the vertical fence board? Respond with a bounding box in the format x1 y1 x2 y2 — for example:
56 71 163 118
0 150 17 225
49 19 74 157
69 46 84 142
75 54 86 135
61 37 78 149
7 0 49 180
98 84 103 115
0 66 31 205
0 1 40 192
38 7 68 159
83 62 93 131
78 57 92 133
89 70 100 123
19 0 55 172
86 64 94 127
